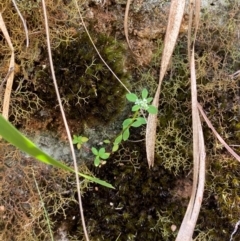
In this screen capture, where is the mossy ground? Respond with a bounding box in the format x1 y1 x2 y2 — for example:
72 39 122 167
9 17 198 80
1 0 240 240
34 30 129 129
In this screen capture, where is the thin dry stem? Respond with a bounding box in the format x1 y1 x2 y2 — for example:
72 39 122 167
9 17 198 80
176 1 205 240
197 102 240 162
11 0 29 47
73 0 130 94
175 47 205 241
0 13 15 121
124 0 132 51
41 1 89 240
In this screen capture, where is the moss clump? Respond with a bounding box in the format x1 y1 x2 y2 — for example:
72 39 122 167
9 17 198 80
82 142 183 240
139 41 192 176
36 31 129 128
127 1 240 240
195 155 240 241
0 0 85 124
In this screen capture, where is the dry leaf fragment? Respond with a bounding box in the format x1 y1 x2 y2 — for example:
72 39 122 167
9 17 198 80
176 2 204 240
175 46 205 241
146 0 186 167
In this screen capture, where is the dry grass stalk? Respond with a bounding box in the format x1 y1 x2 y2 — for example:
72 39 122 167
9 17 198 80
124 0 132 51
0 13 15 121
146 0 186 167
176 1 205 240
41 1 89 240
197 102 240 162
124 0 140 57
176 48 205 241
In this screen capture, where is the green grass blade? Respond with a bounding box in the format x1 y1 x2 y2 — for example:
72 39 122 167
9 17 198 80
0 114 114 189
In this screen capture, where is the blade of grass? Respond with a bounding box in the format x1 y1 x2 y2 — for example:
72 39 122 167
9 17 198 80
0 114 114 189
146 0 186 167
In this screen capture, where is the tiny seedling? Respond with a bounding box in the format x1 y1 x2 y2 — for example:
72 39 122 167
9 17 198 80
74 88 157 167
73 135 89 149
91 147 110 166
111 88 158 153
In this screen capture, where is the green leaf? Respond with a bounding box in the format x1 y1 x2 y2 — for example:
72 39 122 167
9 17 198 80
126 93 138 102
72 135 79 144
122 118 133 129
132 105 140 112
114 135 122 145
73 135 88 145
104 139 111 144
98 147 106 155
146 97 153 103
142 88 148 99
131 117 146 127
0 114 114 189
112 144 119 152
94 156 100 166
81 136 89 143
77 143 82 149
100 152 110 159
131 120 142 128
137 117 147 124
91 147 99 156
147 105 158 114
123 128 130 141
80 173 114 188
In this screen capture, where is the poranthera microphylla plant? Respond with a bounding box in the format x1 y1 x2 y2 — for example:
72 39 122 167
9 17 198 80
73 89 157 166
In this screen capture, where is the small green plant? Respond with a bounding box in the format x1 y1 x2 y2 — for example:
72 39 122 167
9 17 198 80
73 88 158 167
126 88 157 114
91 147 110 166
112 88 157 153
72 135 89 149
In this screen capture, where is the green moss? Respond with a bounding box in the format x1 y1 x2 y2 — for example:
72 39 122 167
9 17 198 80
36 31 129 129
124 2 240 240
81 145 181 240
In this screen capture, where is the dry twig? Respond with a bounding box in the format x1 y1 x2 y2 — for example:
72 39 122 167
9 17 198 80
41 1 89 240
0 13 15 120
